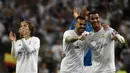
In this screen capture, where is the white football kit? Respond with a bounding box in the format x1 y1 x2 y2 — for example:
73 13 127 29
86 27 125 73
60 30 88 73
11 36 40 73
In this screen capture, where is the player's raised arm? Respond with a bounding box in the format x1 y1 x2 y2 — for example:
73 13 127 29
73 7 80 18
9 31 18 58
111 29 125 43
65 35 85 43
21 37 40 53
9 31 24 59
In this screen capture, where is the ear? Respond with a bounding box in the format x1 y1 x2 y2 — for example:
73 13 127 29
29 30 32 36
29 30 31 34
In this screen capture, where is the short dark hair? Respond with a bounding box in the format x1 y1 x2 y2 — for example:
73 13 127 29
88 10 99 17
76 16 86 21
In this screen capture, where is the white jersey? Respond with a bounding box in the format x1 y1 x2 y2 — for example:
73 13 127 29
11 36 40 73
60 30 88 73
86 27 119 73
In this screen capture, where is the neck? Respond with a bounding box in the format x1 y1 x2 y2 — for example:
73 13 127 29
94 25 102 32
23 34 31 40
74 29 82 35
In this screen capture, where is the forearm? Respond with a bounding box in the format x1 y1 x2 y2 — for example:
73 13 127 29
111 29 125 43
115 34 125 43
21 38 34 53
11 41 17 58
65 36 79 43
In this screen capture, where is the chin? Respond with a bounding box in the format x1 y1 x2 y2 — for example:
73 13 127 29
94 27 100 31
81 30 85 33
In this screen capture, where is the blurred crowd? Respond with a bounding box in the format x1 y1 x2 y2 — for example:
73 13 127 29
0 0 130 73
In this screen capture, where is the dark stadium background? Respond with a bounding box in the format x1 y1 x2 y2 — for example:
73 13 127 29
0 0 130 73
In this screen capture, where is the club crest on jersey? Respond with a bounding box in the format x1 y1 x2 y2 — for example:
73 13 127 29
102 34 105 38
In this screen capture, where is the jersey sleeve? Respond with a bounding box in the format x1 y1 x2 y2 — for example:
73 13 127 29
63 30 73 53
11 41 21 59
63 30 72 42
110 28 125 43
21 37 40 53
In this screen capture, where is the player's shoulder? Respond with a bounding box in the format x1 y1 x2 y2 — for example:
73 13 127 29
16 39 22 43
31 36 40 41
64 30 74 34
63 30 75 37
106 27 115 32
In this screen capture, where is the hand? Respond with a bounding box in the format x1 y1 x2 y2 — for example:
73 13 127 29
73 7 80 18
19 28 25 37
9 31 16 41
78 35 86 41
112 33 125 43
111 33 117 40
82 31 89 36
61 52 66 58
